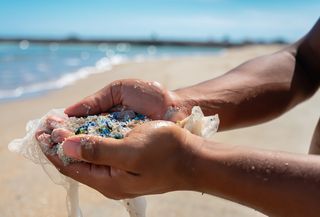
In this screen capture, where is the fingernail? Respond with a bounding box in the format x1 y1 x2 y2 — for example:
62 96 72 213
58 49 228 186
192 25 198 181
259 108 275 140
63 139 81 159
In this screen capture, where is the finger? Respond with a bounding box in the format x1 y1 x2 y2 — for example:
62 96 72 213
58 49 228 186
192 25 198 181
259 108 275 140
45 153 105 188
35 116 65 142
37 133 54 149
35 129 50 141
36 115 63 138
61 135 133 171
45 154 136 199
51 128 74 144
45 115 65 129
64 81 123 117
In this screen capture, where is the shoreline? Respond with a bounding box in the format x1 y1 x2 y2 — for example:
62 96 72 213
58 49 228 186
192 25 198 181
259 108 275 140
1 45 319 217
0 46 224 103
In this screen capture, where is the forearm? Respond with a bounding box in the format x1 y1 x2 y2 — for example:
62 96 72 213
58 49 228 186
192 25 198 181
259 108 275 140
174 22 320 130
188 137 320 217
174 45 316 130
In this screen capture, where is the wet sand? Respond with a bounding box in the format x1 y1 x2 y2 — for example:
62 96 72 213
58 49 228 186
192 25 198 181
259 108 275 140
1 45 319 217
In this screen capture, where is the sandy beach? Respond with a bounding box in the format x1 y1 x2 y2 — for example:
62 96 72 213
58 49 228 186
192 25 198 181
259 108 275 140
1 45 319 217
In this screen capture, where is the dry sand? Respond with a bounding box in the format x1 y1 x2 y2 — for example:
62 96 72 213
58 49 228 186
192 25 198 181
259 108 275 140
0 45 319 217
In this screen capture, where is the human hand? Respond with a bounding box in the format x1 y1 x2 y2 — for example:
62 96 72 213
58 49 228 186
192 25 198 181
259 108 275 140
35 115 73 150
37 120 201 199
64 79 188 121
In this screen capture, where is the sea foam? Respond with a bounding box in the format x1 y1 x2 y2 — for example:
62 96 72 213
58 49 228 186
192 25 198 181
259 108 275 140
0 55 127 102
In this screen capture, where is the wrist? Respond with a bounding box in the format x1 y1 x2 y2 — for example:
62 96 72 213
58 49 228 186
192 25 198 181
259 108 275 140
177 131 211 191
183 136 231 194
162 89 194 121
171 88 201 117
173 85 227 117
173 85 238 131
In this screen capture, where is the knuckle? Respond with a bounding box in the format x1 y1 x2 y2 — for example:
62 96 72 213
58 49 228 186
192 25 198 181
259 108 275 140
37 133 53 148
35 130 44 141
110 80 123 89
51 129 70 143
45 116 64 129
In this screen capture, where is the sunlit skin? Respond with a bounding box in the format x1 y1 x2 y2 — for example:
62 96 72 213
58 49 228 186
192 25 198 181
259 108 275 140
36 18 320 217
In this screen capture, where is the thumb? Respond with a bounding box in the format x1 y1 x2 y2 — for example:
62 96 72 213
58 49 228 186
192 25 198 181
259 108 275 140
62 135 130 169
64 81 122 117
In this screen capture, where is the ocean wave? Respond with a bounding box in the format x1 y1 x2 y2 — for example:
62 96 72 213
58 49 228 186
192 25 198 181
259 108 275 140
0 55 128 102
0 46 223 103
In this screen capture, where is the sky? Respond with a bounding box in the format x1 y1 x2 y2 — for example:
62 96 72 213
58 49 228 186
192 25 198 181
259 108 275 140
0 0 319 42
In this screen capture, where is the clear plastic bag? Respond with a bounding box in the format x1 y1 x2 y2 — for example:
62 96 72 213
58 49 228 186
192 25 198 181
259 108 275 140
8 106 218 217
8 109 84 217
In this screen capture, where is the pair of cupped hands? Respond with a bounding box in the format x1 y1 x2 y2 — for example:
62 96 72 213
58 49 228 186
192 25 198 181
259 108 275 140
36 79 203 199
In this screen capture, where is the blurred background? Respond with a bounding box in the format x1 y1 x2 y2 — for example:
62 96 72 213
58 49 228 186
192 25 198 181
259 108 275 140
0 1 319 217
0 0 319 102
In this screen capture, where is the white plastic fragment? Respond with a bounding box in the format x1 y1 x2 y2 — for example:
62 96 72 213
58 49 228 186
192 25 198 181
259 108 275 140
178 106 219 138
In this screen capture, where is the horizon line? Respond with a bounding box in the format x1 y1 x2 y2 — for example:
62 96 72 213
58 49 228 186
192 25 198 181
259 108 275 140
0 36 288 47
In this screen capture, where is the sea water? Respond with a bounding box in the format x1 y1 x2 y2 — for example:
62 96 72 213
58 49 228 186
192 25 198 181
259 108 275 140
0 42 222 102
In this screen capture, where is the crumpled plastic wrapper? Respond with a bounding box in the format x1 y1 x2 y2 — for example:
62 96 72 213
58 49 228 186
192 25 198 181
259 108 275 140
177 106 219 138
8 106 219 217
